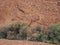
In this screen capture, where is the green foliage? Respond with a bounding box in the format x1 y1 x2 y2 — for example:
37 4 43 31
37 31 48 42
16 23 28 40
0 22 60 44
28 26 48 42
0 27 10 38
7 31 16 40
27 26 41 41
0 22 28 40
48 23 60 44
28 23 60 44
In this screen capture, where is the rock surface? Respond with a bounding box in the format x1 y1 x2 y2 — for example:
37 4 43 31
0 0 60 29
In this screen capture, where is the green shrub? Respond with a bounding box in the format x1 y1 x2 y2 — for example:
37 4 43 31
28 26 47 42
48 23 60 44
28 26 41 41
0 27 10 38
0 22 60 44
17 32 27 40
37 31 48 42
28 23 60 44
7 31 17 40
0 22 28 40
17 23 28 40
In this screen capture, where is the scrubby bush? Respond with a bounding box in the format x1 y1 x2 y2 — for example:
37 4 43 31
0 27 10 38
0 22 28 40
28 23 60 44
16 23 28 40
7 31 16 40
0 22 21 39
0 22 60 44
47 23 60 44
27 26 41 41
28 26 47 42
36 31 48 42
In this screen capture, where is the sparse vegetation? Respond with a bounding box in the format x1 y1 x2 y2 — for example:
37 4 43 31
0 22 60 44
0 22 28 40
28 26 48 43
47 23 60 44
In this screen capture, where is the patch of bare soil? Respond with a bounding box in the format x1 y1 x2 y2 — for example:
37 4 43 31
0 39 55 45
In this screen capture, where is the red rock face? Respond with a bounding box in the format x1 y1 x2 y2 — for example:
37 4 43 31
0 0 60 30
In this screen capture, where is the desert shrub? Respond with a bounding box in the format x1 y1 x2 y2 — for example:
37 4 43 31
7 31 17 40
28 26 48 42
0 27 10 38
36 31 48 42
47 23 60 44
17 23 28 40
0 22 21 39
28 23 60 44
7 23 28 40
0 22 28 40
28 26 41 41
17 32 27 40
0 22 60 44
